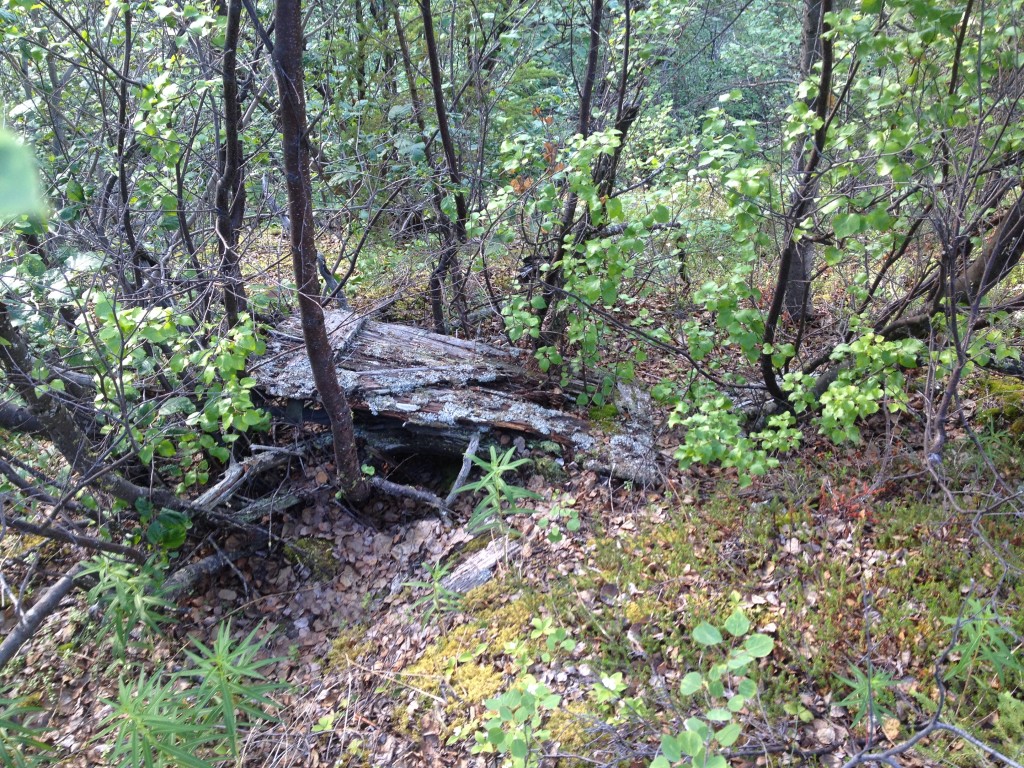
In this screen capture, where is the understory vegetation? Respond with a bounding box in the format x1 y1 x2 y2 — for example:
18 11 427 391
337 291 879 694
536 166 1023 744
0 0 1022 765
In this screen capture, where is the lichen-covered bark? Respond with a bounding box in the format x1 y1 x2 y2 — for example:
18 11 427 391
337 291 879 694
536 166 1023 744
251 310 659 483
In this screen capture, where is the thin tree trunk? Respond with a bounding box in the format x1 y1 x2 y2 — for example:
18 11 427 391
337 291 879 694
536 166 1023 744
761 0 833 402
273 0 368 502
394 8 432 163
419 0 467 230
216 0 249 327
783 0 826 323
353 0 368 101
578 0 604 140
418 0 469 333
116 5 146 296
533 0 605 347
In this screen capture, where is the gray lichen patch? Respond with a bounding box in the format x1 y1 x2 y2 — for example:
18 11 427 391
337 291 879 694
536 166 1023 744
582 431 660 485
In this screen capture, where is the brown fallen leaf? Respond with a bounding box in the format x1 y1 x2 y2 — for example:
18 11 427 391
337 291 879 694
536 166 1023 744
882 716 901 743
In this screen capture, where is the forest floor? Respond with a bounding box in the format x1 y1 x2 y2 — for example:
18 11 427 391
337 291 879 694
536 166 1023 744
7 387 1024 767
4 240 1024 767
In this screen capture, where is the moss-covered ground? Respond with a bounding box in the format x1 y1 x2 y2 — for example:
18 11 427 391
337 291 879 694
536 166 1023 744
321 440 1024 766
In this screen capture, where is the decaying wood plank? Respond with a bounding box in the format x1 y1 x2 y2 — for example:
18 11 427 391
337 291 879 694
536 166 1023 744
441 536 521 594
251 310 659 484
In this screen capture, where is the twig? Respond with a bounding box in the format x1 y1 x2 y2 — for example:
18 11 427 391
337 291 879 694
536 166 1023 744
0 561 85 669
445 431 481 506
2 514 145 564
369 476 450 521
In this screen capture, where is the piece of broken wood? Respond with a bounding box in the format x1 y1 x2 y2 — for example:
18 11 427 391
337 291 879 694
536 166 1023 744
441 535 521 594
250 310 659 484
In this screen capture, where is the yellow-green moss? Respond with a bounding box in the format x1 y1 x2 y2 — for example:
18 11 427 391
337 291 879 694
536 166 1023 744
481 598 534 650
402 599 533 691
327 624 373 668
624 595 664 625
448 662 505 706
286 537 336 580
545 702 604 759
395 598 536 736
461 578 505 612
402 622 486 695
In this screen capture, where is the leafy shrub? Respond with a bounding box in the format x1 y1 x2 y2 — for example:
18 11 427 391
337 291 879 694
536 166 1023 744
652 608 774 768
81 301 269 492
97 622 284 768
457 446 541 533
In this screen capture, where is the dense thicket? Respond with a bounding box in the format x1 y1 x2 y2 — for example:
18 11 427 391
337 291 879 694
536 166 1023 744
1 0 1023 745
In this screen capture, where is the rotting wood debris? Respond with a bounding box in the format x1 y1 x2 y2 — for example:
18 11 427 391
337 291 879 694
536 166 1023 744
249 310 660 485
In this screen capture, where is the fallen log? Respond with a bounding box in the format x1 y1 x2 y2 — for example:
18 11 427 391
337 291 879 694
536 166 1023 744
250 310 659 484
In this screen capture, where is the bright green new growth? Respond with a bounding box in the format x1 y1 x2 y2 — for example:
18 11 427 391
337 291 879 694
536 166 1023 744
534 496 581 543
473 674 562 768
403 560 465 625
457 446 542 533
651 608 774 768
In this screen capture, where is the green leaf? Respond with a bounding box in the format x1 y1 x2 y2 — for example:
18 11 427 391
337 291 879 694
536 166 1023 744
510 737 528 759
685 717 709 739
692 622 723 646
716 722 742 747
744 634 774 658
66 179 85 202
660 734 683 763
605 197 623 221
833 213 863 239
726 650 753 670
723 609 750 637
0 131 46 220
679 671 704 696
705 708 732 722
678 729 704 757
146 508 191 550
653 203 671 224
727 694 747 712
